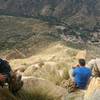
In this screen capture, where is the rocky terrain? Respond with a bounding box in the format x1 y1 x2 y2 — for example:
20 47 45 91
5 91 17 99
0 14 99 100
0 0 100 100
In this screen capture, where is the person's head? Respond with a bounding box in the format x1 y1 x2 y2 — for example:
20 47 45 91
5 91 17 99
79 59 86 66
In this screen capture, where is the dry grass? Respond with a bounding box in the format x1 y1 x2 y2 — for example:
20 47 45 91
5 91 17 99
16 89 57 100
0 15 57 57
9 42 79 86
0 87 61 100
0 15 100 100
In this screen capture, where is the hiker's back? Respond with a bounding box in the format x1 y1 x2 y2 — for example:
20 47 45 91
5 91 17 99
74 67 91 89
0 58 23 94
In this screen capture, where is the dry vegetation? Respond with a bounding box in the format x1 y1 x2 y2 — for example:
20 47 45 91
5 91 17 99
0 15 100 100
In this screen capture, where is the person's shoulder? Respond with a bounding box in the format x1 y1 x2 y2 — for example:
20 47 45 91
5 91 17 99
85 66 91 70
85 67 91 72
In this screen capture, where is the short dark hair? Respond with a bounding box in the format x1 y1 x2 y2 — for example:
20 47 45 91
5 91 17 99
79 59 86 66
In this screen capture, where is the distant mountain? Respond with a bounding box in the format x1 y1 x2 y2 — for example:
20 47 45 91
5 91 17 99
0 1 100 57
0 0 99 19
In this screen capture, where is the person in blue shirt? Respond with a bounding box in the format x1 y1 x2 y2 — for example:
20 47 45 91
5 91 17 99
72 59 92 89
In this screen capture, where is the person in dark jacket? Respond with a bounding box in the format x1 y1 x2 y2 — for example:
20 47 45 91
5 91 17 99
0 58 23 94
0 59 12 84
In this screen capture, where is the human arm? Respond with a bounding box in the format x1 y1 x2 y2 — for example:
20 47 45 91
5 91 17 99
0 74 6 81
72 68 76 77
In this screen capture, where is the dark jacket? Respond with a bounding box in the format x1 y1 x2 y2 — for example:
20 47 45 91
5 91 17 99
0 59 11 79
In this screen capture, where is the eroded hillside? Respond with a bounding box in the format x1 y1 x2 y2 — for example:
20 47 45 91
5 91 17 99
0 0 100 30
0 15 58 56
0 0 100 18
0 15 100 59
0 1 100 100
0 15 100 100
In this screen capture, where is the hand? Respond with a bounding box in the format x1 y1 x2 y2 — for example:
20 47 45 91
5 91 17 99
72 64 80 68
0 74 6 81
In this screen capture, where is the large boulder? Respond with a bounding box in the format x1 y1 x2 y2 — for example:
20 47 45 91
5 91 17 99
84 77 100 100
21 61 65 86
43 61 59 72
0 76 66 100
87 58 100 76
16 77 67 100
23 63 42 76
23 61 63 77
64 90 85 100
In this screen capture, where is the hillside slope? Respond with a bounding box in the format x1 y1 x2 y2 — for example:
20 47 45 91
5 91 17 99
0 15 59 56
0 16 99 100
0 15 100 59
0 0 100 18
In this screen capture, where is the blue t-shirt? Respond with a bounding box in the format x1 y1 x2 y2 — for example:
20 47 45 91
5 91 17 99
73 66 91 89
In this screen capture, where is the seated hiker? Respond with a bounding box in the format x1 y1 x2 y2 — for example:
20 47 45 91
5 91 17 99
0 58 23 94
87 58 100 77
68 59 91 92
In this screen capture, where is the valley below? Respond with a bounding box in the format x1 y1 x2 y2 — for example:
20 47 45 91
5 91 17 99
0 7 100 100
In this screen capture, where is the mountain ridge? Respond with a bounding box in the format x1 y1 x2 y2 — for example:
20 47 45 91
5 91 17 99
0 0 99 19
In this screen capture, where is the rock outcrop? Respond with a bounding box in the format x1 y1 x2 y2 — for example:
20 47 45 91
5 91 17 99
23 63 43 76
0 76 67 100
64 90 85 100
18 77 67 100
84 77 100 100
